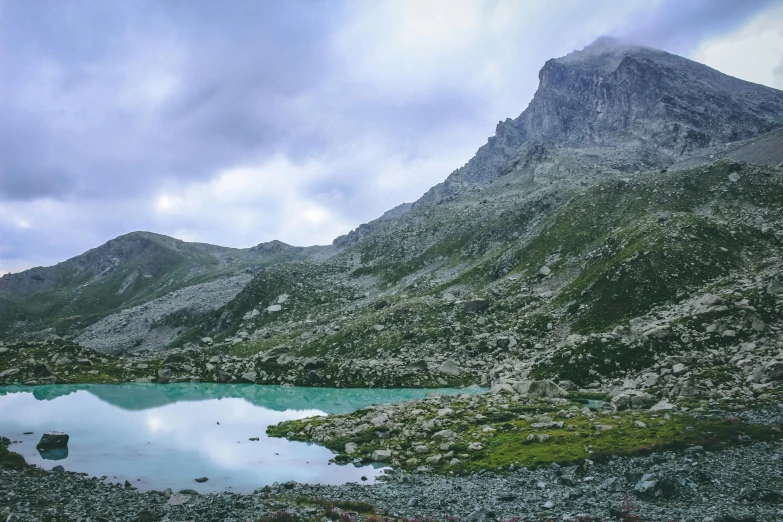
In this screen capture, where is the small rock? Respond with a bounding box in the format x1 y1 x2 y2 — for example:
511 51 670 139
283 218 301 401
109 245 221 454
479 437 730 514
194 477 209 483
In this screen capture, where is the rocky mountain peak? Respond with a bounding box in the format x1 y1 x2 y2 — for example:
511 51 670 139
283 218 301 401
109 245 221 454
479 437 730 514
419 38 783 203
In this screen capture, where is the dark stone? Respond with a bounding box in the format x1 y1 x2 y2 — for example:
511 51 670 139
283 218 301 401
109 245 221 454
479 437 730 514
136 509 159 522
33 364 51 378
164 353 187 363
195 477 209 483
36 431 69 450
303 358 327 370
463 299 489 312
51 465 64 472
307 370 321 383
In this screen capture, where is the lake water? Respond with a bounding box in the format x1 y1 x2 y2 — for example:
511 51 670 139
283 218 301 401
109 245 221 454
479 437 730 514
0 383 481 493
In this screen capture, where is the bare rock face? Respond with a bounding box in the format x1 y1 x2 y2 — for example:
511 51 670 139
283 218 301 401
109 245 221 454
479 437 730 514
36 431 69 450
420 37 783 203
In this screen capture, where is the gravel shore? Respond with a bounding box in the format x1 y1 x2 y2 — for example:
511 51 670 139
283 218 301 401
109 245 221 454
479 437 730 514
2 440 782 521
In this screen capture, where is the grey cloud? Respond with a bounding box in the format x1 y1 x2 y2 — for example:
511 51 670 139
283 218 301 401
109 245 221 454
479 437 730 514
1 0 779 273
613 0 779 52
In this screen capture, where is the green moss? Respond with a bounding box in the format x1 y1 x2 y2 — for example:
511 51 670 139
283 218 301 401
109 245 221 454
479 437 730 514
0 436 29 470
270 404 783 475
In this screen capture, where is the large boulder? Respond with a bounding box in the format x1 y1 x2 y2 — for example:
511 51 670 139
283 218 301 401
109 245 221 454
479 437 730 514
766 361 783 381
37 431 69 450
516 380 569 398
371 449 392 462
634 473 678 499
767 280 783 295
611 390 656 411
463 299 489 312
691 294 728 315
157 368 172 383
240 371 258 383
437 359 461 376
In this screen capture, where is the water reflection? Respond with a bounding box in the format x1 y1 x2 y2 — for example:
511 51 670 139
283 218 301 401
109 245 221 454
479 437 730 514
0 384 481 493
39 447 69 460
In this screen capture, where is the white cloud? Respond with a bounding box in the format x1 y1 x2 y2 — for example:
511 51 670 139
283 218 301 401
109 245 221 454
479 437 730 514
690 3 783 89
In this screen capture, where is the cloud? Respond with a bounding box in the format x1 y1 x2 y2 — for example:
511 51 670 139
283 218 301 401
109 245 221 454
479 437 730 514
690 3 783 89
0 0 779 273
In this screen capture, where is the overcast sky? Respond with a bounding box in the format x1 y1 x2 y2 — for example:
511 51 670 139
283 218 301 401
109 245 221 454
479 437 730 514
2 0 783 274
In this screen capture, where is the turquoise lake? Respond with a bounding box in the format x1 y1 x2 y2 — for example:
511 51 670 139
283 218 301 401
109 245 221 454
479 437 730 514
0 383 482 493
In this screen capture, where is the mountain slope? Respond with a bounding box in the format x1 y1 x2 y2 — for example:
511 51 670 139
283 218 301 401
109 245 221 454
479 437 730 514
0 231 326 350
2 39 783 406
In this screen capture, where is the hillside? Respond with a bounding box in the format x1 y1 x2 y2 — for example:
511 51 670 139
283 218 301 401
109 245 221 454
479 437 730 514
1 38 783 407
0 231 328 351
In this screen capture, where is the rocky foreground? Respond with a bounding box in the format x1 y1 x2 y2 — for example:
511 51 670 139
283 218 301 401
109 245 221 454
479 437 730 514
2 433 782 521
2 390 783 521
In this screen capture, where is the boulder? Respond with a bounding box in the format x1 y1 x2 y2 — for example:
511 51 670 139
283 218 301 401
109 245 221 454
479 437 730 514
371 449 392 462
240 371 257 383
692 294 728 315
611 390 656 411
516 380 569 398
33 364 52 378
344 442 357 455
766 361 783 381
463 299 489 312
437 359 461 376
303 358 327 370
490 382 517 395
266 304 282 313
164 353 187 363
306 370 321 383
157 368 172 383
767 280 783 295
0 368 19 378
261 345 290 362
634 473 677 499
433 429 455 441
37 431 69 450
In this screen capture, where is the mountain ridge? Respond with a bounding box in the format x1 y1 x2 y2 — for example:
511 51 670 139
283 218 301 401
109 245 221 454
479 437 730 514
2 39 783 406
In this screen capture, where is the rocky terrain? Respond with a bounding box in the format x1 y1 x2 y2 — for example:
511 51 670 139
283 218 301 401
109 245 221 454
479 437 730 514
0 232 329 352
2 411 783 521
2 37 783 521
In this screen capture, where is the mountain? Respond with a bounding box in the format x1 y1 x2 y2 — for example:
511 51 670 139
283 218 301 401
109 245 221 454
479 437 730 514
2 38 783 404
0 231 330 351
